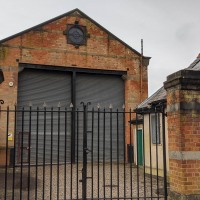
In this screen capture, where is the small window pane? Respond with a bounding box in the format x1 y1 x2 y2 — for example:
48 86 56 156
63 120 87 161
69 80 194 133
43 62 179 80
151 113 160 144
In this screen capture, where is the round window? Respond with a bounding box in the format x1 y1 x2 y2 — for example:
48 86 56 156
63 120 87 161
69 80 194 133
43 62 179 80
68 27 85 45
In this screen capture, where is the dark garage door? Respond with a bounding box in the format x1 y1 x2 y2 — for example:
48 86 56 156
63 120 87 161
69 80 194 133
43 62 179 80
17 68 72 163
76 73 124 109
76 73 125 161
17 68 125 163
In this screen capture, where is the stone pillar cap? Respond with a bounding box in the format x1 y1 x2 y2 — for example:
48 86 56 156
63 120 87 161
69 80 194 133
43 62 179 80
164 69 200 90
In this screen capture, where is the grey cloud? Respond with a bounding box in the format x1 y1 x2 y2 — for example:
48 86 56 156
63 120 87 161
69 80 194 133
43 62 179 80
175 23 195 41
0 0 200 95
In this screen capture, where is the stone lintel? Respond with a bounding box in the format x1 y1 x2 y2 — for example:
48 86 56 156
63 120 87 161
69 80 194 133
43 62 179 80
169 191 200 200
169 151 200 160
164 70 200 90
167 102 200 112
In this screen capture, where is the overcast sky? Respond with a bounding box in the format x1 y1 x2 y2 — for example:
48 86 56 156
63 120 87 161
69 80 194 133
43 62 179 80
0 0 199 95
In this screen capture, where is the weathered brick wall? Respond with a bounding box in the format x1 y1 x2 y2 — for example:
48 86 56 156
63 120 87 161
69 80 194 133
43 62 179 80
0 11 148 108
0 10 149 162
165 70 200 199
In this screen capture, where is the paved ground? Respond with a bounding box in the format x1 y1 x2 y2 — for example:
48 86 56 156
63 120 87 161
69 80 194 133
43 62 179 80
0 163 166 200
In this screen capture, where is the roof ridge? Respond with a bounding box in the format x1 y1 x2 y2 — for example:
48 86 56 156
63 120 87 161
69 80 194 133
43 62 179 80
187 57 200 69
0 8 150 59
0 8 79 44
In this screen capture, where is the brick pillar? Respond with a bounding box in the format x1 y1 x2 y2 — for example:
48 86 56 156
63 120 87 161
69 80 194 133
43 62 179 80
164 70 200 200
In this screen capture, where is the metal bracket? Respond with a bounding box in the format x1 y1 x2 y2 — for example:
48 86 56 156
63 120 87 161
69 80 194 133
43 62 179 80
80 101 91 109
84 148 91 154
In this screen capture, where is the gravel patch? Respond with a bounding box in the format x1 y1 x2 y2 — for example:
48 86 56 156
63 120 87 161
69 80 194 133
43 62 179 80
0 163 166 199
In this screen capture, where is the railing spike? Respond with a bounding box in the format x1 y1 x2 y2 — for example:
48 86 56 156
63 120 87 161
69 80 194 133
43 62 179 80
70 103 73 108
43 102 47 108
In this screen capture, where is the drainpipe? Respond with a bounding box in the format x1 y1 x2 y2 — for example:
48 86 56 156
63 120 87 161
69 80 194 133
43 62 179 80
140 39 143 102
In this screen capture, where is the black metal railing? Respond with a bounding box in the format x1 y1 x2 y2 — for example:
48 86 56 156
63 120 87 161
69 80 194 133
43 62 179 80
0 104 168 199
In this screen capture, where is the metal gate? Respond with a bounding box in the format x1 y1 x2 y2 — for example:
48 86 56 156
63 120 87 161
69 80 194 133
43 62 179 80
0 102 168 199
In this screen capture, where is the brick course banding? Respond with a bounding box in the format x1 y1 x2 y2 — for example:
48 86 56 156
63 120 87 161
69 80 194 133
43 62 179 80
164 69 200 199
0 9 149 164
169 151 200 160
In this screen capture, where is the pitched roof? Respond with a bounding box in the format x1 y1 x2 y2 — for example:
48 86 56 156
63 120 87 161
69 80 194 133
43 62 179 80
0 8 150 59
137 53 200 110
136 86 166 110
187 54 200 71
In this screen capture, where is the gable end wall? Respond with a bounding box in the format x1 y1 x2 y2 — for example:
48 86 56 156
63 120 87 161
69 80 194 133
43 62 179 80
0 13 148 109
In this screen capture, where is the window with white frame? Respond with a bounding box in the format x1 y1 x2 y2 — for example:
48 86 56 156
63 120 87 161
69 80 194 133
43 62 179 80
151 113 161 144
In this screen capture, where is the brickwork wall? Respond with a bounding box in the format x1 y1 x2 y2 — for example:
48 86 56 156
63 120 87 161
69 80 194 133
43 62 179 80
0 13 148 108
0 11 149 154
165 70 200 199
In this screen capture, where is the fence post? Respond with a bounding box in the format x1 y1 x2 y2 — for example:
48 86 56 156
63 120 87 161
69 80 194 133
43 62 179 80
164 69 200 200
81 102 90 200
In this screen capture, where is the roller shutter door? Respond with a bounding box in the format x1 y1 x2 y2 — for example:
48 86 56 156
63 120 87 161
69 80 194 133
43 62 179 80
76 73 125 161
17 68 71 164
17 69 125 164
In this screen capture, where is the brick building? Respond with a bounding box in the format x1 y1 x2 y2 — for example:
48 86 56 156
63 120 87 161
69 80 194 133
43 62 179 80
130 54 200 199
131 54 200 176
0 9 150 164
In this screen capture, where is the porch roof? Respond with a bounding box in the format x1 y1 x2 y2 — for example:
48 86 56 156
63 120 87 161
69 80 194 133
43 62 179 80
136 86 166 110
136 53 200 111
187 54 200 71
